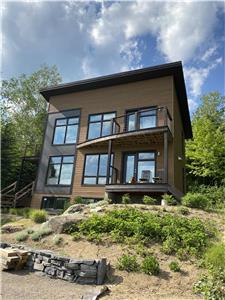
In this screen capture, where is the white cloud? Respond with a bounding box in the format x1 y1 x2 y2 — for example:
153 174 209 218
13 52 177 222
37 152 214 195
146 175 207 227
188 98 198 114
184 57 223 97
201 46 218 62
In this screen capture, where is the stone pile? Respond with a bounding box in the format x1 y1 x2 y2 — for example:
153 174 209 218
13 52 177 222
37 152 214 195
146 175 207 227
1 243 107 285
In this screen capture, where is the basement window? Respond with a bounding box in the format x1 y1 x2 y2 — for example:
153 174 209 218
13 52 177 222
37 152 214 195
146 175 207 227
41 197 69 210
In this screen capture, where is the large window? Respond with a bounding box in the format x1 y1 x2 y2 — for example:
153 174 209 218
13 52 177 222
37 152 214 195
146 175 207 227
46 156 74 185
83 154 113 185
42 197 69 210
87 112 116 140
124 151 156 183
126 107 157 131
53 117 79 145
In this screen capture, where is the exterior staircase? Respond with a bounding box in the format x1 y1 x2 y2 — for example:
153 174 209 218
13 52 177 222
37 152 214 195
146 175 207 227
1 181 34 208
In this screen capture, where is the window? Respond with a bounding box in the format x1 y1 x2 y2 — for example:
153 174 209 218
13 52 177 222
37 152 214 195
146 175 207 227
42 197 69 210
124 151 156 183
126 107 157 131
83 154 113 185
87 112 116 140
53 117 79 145
46 156 74 185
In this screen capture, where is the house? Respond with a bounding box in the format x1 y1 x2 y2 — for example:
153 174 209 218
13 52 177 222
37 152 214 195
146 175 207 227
31 61 192 210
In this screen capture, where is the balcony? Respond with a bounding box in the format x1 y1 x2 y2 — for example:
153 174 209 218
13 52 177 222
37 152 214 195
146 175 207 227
77 106 172 149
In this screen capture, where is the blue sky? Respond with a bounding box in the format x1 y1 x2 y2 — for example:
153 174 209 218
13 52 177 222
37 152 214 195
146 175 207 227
1 1 225 113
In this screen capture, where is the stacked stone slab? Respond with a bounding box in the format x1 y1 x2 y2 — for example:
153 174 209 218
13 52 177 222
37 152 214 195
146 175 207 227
1 243 107 285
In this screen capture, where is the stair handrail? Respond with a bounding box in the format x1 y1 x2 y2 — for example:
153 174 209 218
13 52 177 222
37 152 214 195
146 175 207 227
0 181 17 195
14 181 34 207
15 182 34 197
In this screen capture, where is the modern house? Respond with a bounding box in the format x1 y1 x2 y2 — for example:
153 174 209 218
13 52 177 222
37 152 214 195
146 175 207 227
31 61 192 210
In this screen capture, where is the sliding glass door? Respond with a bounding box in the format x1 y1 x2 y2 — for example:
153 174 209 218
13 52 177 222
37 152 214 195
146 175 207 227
123 152 156 183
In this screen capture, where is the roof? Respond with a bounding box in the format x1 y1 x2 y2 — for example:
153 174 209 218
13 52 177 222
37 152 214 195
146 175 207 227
40 61 192 139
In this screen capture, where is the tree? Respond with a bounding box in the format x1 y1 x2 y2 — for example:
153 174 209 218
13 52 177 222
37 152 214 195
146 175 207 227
1 65 62 188
186 92 225 186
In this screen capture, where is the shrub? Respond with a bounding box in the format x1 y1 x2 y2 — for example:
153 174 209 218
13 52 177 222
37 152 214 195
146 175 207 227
53 235 63 245
122 193 131 205
31 227 52 241
162 194 177 206
73 196 83 204
117 254 139 272
169 261 181 272
86 232 102 243
9 208 17 215
30 210 47 223
27 228 34 234
9 208 33 218
141 256 160 275
177 206 190 215
15 231 29 242
72 232 81 241
143 195 157 205
182 193 208 209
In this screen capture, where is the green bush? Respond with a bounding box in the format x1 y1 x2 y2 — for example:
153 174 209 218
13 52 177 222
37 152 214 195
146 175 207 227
143 195 157 205
117 254 139 272
30 210 47 223
122 193 131 205
182 193 208 209
72 232 81 241
177 206 190 215
169 261 181 272
141 256 160 275
31 227 52 241
162 194 177 206
86 232 102 243
15 231 29 242
73 196 83 204
9 208 17 215
9 208 33 218
53 235 63 245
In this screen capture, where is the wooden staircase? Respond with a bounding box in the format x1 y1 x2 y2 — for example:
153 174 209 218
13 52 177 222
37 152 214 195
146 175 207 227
1 181 35 208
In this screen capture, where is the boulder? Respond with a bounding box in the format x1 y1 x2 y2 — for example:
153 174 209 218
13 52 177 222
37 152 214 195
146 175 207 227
1 224 25 233
63 204 86 215
46 214 87 234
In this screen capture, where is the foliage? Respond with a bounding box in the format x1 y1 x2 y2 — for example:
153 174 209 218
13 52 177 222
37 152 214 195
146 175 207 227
141 255 160 275
86 232 103 243
162 194 177 206
73 196 83 204
177 206 190 215
122 193 131 204
53 235 64 246
67 208 213 260
143 195 157 205
15 231 29 242
169 261 181 272
31 227 52 241
117 254 140 272
186 92 225 185
9 208 34 218
72 232 81 241
1 65 61 188
30 210 47 223
182 193 208 209
204 243 225 272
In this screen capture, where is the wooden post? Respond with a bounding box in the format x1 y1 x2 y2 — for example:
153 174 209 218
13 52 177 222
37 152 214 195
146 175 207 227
163 131 168 184
106 140 112 185
163 107 168 127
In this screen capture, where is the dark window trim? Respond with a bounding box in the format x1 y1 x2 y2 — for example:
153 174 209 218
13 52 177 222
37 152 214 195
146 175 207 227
45 155 75 186
52 116 80 146
125 106 158 131
122 150 157 183
41 196 69 210
82 152 114 186
86 111 117 141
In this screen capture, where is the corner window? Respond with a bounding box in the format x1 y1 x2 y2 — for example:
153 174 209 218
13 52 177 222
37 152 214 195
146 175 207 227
53 117 79 145
46 156 74 185
87 112 116 140
83 154 113 185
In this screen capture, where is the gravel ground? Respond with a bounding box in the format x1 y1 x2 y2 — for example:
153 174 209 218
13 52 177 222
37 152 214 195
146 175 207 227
1 270 108 300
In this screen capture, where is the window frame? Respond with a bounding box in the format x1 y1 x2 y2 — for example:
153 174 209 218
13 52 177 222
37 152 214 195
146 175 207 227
82 153 114 186
125 106 157 132
52 116 80 145
122 150 157 183
45 155 75 186
87 111 116 140
41 196 69 210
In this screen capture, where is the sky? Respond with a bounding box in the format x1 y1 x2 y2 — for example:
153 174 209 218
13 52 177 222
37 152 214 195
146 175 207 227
1 1 225 113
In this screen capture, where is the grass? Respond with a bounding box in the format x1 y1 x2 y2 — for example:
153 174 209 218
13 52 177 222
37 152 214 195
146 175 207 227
15 230 29 242
169 261 181 272
117 254 139 272
31 227 52 241
30 210 47 223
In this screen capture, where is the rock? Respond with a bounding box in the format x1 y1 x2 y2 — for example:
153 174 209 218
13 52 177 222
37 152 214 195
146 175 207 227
64 262 80 270
33 262 44 271
45 266 56 276
56 269 64 279
76 277 97 285
0 242 10 248
79 270 97 278
1 224 25 233
63 273 74 282
63 204 86 215
89 200 109 209
46 214 87 234
97 258 107 285
80 264 97 272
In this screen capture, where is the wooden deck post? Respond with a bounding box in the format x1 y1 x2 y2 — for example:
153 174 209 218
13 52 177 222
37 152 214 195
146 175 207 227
163 131 168 184
106 139 112 184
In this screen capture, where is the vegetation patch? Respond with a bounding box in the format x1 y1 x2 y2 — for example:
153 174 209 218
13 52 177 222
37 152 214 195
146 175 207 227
15 230 29 242
30 210 47 223
143 195 157 205
169 261 181 272
141 255 160 275
64 207 214 260
117 254 139 272
31 227 52 241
